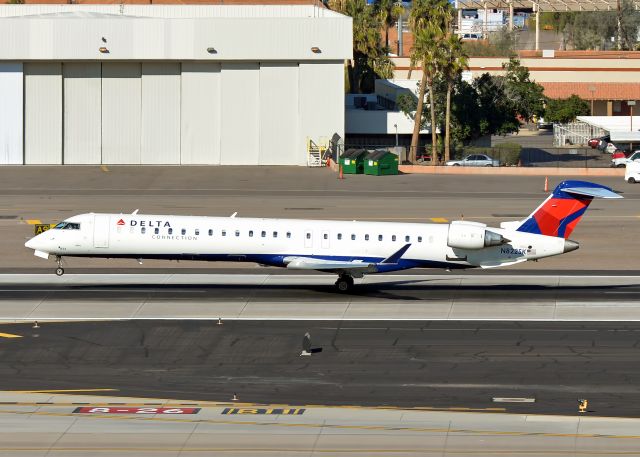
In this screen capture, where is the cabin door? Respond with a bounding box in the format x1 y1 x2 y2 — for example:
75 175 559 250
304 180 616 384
93 215 110 248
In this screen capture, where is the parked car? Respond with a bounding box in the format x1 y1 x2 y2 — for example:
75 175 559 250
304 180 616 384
613 150 640 168
446 154 500 167
537 117 553 129
588 135 609 149
625 161 640 183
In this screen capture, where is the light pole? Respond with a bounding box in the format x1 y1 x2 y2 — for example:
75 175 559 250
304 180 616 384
628 100 636 150
394 123 398 147
588 86 596 115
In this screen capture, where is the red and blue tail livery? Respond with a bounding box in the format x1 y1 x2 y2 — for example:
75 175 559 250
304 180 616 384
517 180 621 239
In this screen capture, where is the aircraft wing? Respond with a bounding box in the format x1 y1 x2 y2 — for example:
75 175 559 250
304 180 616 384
283 244 412 274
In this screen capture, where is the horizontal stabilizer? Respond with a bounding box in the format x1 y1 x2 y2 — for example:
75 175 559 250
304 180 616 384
381 244 411 264
563 186 623 199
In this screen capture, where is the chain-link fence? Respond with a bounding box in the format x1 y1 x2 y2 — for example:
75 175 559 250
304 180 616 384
342 144 616 168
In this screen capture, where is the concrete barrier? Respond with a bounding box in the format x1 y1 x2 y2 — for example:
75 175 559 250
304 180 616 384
398 165 625 177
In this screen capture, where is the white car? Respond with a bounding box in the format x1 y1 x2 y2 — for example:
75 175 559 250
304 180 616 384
446 154 500 167
626 161 640 183
615 150 640 168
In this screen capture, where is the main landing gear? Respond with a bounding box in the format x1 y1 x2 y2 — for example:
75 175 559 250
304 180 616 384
335 274 354 293
55 256 64 276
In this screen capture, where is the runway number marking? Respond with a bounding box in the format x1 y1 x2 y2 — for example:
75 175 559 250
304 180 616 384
73 407 201 414
222 408 305 415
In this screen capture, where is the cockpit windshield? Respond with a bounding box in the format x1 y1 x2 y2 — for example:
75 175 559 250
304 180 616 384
53 222 81 230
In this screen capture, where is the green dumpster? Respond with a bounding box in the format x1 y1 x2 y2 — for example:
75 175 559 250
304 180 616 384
340 148 368 174
364 150 399 176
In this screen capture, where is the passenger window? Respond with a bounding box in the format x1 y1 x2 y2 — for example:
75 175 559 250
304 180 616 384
141 227 146 234
351 234 356 240
323 233 328 240
249 230 254 237
235 230 240 237
306 233 311 239
337 233 342 240
418 236 422 242
262 231 267 238
154 228 159 235
208 229 213 236
405 235 410 242
365 234 369 241
273 231 278 238
392 235 396 242
195 229 199 236
222 230 226 236
181 229 186 235
378 235 383 241
286 232 291 238
168 228 173 235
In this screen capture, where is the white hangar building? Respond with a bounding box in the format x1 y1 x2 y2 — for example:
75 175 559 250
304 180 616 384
0 4 351 166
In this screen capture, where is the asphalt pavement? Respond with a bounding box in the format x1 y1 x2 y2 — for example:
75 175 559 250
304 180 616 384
1 320 640 418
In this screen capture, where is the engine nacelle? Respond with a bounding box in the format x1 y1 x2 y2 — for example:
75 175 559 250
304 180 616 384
447 221 508 250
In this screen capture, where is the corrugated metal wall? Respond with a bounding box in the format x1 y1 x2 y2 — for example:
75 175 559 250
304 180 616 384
63 63 102 165
259 63 300 165
180 62 221 165
24 63 62 164
0 62 23 164
141 63 181 164
220 63 260 165
9 60 342 166
101 63 142 164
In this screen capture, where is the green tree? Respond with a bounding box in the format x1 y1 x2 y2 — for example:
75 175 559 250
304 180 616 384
374 0 404 53
407 0 452 162
441 34 468 162
501 57 545 123
544 95 590 124
329 0 393 93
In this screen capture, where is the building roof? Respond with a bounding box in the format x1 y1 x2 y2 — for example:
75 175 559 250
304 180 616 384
455 0 640 11
541 82 640 101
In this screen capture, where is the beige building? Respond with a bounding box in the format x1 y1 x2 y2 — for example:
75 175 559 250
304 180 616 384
392 50 640 117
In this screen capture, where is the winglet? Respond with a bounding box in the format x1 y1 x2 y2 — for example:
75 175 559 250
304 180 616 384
381 243 411 264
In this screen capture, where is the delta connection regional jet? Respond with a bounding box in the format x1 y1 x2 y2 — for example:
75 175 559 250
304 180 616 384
25 180 621 292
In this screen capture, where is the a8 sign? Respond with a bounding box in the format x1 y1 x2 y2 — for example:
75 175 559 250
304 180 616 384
73 407 201 414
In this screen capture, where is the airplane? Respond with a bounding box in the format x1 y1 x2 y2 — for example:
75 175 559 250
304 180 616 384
24 180 621 292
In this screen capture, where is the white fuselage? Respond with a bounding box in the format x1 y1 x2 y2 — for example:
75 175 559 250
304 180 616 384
26 213 570 272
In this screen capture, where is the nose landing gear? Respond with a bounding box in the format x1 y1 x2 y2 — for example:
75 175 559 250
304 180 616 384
55 256 64 276
335 274 354 292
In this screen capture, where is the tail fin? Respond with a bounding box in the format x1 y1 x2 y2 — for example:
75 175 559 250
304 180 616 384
516 180 621 239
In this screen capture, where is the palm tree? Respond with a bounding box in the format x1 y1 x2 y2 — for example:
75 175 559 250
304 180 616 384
442 34 468 163
407 0 452 162
374 0 404 53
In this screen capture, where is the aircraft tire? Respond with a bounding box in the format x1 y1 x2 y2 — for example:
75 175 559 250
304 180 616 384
335 276 354 293
55 267 64 276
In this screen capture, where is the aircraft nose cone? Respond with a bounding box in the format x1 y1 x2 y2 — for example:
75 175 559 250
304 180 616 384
25 237 37 249
563 239 580 253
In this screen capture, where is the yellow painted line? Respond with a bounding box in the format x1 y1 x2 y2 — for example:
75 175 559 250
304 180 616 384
100 165 109 172
0 332 21 339
8 389 118 394
25 219 42 225
430 217 449 223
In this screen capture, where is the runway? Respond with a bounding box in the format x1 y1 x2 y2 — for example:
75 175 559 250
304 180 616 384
2 391 640 456
2 320 640 417
1 273 640 321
